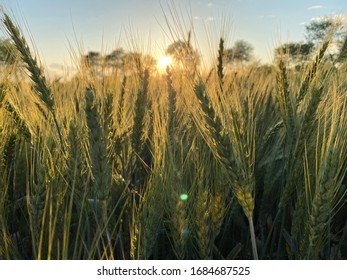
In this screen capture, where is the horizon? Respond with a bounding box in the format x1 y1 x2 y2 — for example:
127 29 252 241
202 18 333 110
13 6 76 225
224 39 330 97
1 0 346 78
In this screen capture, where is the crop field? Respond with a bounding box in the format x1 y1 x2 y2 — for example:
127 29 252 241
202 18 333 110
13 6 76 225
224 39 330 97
0 8 347 260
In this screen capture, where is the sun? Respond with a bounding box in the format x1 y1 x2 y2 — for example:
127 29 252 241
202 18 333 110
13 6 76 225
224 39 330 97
157 56 173 71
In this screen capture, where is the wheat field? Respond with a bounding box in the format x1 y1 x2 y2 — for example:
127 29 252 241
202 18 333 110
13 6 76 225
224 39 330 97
0 9 347 260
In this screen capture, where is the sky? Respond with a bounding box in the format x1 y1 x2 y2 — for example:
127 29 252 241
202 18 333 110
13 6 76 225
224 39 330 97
1 0 346 77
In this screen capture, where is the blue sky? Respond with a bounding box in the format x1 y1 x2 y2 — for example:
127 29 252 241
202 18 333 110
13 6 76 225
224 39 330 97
1 0 346 76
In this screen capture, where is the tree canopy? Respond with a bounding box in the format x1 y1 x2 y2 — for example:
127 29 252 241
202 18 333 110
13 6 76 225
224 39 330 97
81 48 156 75
274 42 314 63
165 31 200 72
305 16 347 62
224 40 254 65
274 16 347 65
305 19 334 43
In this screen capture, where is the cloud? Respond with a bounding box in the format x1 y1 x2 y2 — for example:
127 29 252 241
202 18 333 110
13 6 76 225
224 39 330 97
308 5 325 10
193 16 201 20
207 2 214 8
206 16 214 22
257 14 276 20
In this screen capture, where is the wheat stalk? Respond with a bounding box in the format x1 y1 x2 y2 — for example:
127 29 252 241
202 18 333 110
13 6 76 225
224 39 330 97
195 187 213 259
217 38 225 93
193 78 258 259
131 69 149 156
84 88 111 253
306 97 347 259
297 36 331 106
1 10 65 154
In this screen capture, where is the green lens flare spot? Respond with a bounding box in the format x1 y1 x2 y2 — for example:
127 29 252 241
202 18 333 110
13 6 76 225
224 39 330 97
183 228 190 236
180 194 188 201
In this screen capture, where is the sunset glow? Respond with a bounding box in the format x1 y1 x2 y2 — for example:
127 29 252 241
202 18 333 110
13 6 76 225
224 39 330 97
157 56 173 70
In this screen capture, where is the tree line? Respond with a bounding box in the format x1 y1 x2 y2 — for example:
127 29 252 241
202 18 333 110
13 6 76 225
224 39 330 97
1 15 346 73
275 16 347 65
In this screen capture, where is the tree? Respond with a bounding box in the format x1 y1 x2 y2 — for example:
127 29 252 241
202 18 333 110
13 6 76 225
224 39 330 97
105 48 125 69
305 16 347 62
82 51 101 68
305 19 334 44
224 40 254 65
165 31 200 72
122 51 156 74
274 42 314 64
81 49 157 77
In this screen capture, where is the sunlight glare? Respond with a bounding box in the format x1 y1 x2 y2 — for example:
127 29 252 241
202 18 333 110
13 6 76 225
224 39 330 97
157 56 173 70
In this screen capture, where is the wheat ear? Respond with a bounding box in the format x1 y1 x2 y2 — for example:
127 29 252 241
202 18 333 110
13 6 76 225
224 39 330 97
193 80 258 259
2 10 65 154
85 88 111 252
